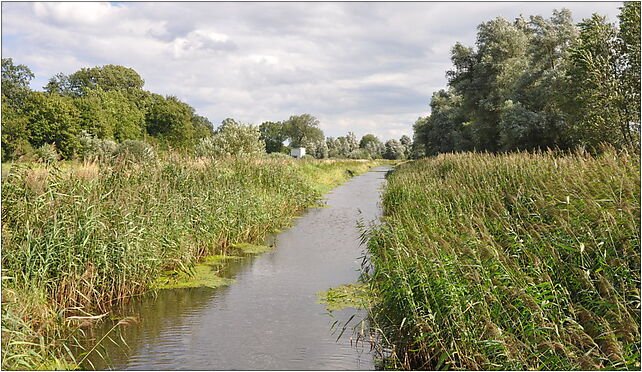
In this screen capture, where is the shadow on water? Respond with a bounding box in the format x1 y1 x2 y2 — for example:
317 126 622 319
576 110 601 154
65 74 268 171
78 165 393 370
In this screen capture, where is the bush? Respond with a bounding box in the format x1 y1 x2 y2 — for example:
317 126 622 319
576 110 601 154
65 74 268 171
265 152 292 159
113 140 156 163
78 131 117 162
348 148 372 159
195 121 265 158
33 143 60 164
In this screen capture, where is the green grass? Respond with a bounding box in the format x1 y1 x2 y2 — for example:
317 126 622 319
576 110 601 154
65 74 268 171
1 155 383 370
365 148 640 370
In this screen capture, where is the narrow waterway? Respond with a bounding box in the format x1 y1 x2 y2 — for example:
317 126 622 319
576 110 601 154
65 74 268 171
82 165 391 370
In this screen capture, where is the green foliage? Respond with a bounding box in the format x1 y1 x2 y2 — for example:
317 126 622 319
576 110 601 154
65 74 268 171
33 143 60 164
383 139 405 160
192 114 215 141
1 101 32 160
45 64 145 96
284 114 324 147
195 120 265 158
366 149 640 369
415 7 640 156
304 138 329 159
359 134 380 149
145 94 195 149
113 140 156 163
265 152 292 159
74 89 145 141
78 131 118 162
23 92 81 159
2 57 34 107
259 121 288 153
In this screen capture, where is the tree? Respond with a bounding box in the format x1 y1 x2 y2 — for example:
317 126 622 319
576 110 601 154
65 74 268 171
192 114 215 141
74 89 145 141
617 2 641 147
284 114 324 147
364 140 385 158
195 120 265 158
23 92 81 159
259 121 288 153
447 17 530 151
564 14 628 148
145 94 195 148
384 139 405 160
361 135 385 158
2 58 34 107
305 139 329 158
345 132 359 153
46 65 145 97
359 134 380 149
400 135 413 159
1 102 32 160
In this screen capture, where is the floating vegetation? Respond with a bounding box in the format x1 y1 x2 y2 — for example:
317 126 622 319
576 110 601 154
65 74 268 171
151 255 239 290
231 243 274 255
316 283 372 311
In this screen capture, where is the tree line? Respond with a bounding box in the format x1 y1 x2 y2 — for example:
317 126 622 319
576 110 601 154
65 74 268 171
1 60 411 161
412 2 640 157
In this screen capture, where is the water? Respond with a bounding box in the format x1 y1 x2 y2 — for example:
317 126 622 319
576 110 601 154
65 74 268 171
82 165 391 370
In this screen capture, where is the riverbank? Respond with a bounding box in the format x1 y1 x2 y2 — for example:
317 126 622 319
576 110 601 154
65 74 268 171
365 149 640 370
1 156 384 370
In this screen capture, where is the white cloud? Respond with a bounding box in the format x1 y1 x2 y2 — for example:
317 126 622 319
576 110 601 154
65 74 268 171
32 2 119 26
2 1 623 140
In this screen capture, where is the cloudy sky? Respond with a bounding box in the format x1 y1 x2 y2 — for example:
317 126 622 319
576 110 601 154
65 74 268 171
2 1 623 140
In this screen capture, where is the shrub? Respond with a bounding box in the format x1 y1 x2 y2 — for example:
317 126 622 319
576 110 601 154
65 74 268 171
78 131 117 162
195 121 265 158
265 152 292 159
113 140 155 163
33 143 60 164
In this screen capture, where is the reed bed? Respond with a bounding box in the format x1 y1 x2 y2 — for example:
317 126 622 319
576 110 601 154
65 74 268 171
365 148 640 370
1 156 381 369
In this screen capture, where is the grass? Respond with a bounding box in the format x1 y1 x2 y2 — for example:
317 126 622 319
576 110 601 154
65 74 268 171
364 148 640 370
1 155 383 370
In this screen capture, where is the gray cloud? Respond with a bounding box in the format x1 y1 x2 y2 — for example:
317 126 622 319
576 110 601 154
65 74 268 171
2 1 622 140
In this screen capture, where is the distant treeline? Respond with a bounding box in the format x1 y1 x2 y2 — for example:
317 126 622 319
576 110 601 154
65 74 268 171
412 3 640 157
1 61 411 162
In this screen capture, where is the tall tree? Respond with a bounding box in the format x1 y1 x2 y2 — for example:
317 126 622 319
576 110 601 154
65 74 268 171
564 14 627 148
284 114 324 147
46 65 145 97
23 92 81 159
145 94 195 149
259 121 288 153
2 58 34 107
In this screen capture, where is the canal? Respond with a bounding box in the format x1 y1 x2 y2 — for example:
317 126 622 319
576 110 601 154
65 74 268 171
82 165 391 370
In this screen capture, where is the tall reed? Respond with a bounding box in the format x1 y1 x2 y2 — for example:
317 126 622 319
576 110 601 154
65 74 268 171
365 148 640 370
1 156 381 369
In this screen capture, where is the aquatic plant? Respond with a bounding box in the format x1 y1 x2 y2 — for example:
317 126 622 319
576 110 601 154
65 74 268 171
365 148 640 370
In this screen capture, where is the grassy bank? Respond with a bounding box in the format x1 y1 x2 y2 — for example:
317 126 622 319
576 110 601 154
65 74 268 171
1 156 382 370
365 149 640 370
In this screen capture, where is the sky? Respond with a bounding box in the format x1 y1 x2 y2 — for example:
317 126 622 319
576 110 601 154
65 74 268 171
1 1 623 140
